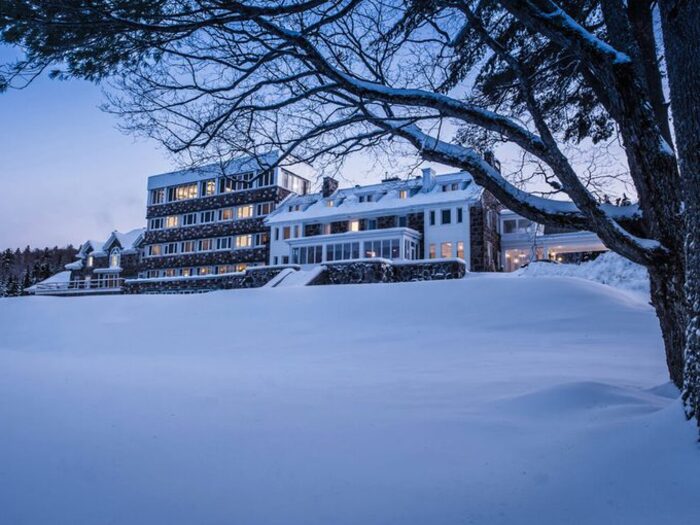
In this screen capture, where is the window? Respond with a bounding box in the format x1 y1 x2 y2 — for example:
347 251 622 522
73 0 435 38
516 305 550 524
170 183 198 201
283 226 291 240
197 267 211 276
163 243 178 255
235 263 248 272
292 245 323 264
441 209 451 224
326 199 334 207
86 255 94 267
148 245 162 257
219 208 234 221
147 270 160 278
200 210 216 223
181 240 197 253
165 215 179 228
457 241 465 259
349 220 360 232
429 210 435 225
183 213 198 226
198 239 213 252
164 268 177 277
322 224 331 235
235 235 253 249
149 217 164 230
150 188 165 204
364 239 400 259
274 228 280 241
429 244 436 259
367 219 377 230
257 202 274 216
216 237 232 250
181 268 192 277
256 171 274 187
457 208 463 223
237 205 254 219
398 216 407 227
202 179 216 196
487 241 494 266
441 242 453 258
293 225 300 238
217 265 233 274
399 190 408 199
326 242 360 262
442 182 459 192
503 218 533 234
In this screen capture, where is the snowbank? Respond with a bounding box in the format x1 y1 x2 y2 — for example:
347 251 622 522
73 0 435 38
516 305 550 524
25 270 71 293
517 251 650 297
0 277 696 524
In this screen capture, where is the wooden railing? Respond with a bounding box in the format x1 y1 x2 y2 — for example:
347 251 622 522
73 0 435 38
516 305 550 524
33 278 125 295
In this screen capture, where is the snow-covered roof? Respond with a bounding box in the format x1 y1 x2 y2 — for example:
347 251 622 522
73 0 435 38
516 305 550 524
103 228 146 254
26 271 72 293
147 151 283 190
266 171 483 225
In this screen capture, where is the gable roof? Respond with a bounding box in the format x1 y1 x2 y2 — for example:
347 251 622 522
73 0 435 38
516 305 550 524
102 228 146 254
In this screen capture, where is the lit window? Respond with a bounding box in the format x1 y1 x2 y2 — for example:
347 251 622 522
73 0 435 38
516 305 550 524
349 220 360 232
197 267 210 276
429 244 436 259
198 239 213 251
203 179 216 196
164 268 176 277
235 263 248 272
181 241 196 253
219 208 234 221
399 190 408 199
283 227 291 240
181 268 192 277
237 205 254 219
175 184 198 201
457 241 465 259
148 245 162 257
441 242 453 258
165 216 179 228
326 200 334 207
86 255 94 267
109 249 121 268
235 235 253 249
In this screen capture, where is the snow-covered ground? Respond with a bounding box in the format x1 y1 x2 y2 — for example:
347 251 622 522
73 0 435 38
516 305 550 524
1 275 698 524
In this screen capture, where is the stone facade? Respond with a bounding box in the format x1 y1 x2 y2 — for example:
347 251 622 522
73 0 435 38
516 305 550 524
310 259 466 286
469 191 502 272
124 266 296 294
145 187 290 218
139 247 269 271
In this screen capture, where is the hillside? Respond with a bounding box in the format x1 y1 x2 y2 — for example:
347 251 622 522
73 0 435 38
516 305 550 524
0 276 698 524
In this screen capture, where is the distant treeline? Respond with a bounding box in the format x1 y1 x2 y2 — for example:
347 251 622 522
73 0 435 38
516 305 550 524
0 246 78 297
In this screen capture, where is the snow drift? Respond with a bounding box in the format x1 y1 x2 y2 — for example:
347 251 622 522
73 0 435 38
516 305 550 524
517 251 650 297
0 275 697 525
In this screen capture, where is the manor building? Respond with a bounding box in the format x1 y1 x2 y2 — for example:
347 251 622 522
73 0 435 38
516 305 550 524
138 152 310 279
265 168 502 271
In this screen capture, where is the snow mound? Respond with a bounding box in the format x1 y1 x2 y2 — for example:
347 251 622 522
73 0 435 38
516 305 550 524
517 251 649 297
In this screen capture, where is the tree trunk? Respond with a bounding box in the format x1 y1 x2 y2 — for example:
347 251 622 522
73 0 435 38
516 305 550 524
659 0 700 424
649 259 687 388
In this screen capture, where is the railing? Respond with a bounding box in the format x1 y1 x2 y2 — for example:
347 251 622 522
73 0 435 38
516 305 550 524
33 278 125 295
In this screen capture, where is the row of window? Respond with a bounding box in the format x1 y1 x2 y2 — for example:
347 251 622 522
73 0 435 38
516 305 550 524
428 241 465 260
317 181 465 209
145 233 268 257
286 238 420 265
149 170 309 205
428 207 464 226
143 263 258 278
148 202 275 230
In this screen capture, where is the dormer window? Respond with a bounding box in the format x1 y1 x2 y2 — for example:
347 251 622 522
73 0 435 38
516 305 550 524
86 255 94 267
109 248 121 268
399 190 408 199
326 200 334 207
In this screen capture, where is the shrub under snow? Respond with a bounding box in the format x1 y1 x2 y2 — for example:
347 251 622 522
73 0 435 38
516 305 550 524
516 251 650 297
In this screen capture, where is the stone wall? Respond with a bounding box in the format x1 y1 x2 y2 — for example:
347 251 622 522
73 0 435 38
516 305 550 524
146 187 291 218
309 259 465 286
143 218 266 244
123 265 296 294
139 247 268 271
71 252 141 280
469 191 502 272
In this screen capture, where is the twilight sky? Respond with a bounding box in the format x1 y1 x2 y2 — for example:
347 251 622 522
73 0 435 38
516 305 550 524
0 46 437 249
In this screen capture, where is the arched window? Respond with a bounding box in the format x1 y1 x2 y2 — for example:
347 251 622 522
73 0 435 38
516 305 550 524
110 248 121 268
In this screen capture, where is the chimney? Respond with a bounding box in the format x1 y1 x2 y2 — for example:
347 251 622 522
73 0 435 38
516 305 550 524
322 176 339 197
421 167 436 192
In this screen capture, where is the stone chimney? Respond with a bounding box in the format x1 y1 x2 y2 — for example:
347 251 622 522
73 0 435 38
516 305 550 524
421 167 436 192
322 176 339 197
